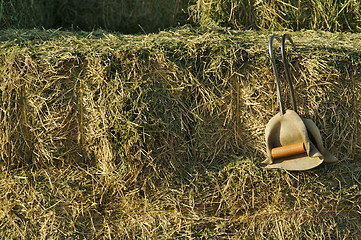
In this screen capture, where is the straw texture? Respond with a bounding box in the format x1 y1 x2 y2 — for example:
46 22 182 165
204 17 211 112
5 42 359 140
0 27 360 238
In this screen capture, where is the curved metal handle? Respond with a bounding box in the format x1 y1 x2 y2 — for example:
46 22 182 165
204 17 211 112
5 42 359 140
281 34 297 113
269 35 285 115
269 34 298 115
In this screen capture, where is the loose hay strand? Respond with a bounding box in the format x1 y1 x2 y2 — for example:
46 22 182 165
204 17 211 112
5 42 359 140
78 71 85 161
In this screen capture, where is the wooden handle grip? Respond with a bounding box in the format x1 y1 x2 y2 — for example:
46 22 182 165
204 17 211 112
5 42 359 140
271 142 306 159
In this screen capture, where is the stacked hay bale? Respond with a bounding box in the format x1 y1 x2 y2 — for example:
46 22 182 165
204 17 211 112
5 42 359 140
188 0 361 32
0 27 360 174
0 27 361 240
2 1 361 33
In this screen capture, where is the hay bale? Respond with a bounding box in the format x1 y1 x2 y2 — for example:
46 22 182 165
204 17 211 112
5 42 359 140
0 27 360 172
0 38 85 167
188 0 361 32
1 0 361 33
0 27 361 239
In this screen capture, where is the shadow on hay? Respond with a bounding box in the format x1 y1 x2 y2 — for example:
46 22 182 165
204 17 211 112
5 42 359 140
96 50 262 184
0 41 260 176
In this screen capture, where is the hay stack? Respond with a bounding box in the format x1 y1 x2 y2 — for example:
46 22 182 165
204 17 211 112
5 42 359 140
0 27 360 239
1 0 361 34
188 0 361 32
0 27 360 173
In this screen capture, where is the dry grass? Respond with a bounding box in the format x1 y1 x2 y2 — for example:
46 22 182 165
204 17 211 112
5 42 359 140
189 0 361 32
1 161 360 238
0 27 360 238
1 0 361 33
